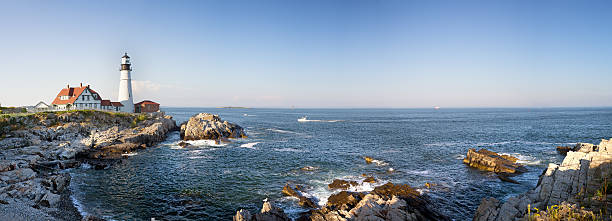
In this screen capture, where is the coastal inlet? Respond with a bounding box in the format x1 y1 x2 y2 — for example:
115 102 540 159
68 108 612 220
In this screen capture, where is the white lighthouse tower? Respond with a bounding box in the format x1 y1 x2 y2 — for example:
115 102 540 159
118 53 134 113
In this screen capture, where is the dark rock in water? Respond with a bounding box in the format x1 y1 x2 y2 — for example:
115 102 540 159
300 166 316 171
463 148 527 174
372 182 420 199
364 156 374 164
180 113 247 141
328 179 358 190
362 176 376 183
282 183 318 208
556 145 572 155
424 182 436 189
497 173 520 184
178 141 192 148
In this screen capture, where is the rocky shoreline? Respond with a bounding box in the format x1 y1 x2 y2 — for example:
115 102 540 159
0 110 177 220
2 110 611 220
473 140 612 220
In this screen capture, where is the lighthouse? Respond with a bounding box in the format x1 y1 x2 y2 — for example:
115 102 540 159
118 53 134 113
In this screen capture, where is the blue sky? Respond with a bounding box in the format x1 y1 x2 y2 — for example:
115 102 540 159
1 0 611 108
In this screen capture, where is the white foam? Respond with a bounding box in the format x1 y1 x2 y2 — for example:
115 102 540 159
184 139 228 147
240 142 259 149
121 153 138 157
371 159 388 166
500 152 541 165
80 163 91 169
303 176 387 207
70 193 89 218
405 169 429 175
267 128 298 134
454 154 466 160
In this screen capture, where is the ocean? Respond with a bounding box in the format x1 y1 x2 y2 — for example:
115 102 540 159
68 107 612 220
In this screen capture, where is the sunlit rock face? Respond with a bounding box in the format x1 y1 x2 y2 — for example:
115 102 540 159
180 113 247 141
474 139 612 221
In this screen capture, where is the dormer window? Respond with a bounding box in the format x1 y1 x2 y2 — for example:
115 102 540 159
60 95 69 100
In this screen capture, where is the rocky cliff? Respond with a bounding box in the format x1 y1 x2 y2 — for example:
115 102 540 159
473 139 612 221
0 110 177 220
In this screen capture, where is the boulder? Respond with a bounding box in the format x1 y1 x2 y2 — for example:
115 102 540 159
328 179 358 190
39 192 60 208
178 141 193 148
556 146 572 155
282 183 318 208
326 191 365 211
363 176 376 183
180 113 247 141
233 209 252 221
463 148 527 174
253 201 290 221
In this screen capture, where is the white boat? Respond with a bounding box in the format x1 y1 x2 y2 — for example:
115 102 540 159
298 116 308 122
434 106 441 110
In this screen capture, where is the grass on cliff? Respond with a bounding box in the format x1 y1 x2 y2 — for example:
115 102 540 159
527 203 605 221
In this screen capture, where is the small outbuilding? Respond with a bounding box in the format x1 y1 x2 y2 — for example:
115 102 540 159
134 100 160 113
34 101 51 110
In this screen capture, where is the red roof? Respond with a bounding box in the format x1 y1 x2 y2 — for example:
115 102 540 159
111 102 124 107
135 100 160 105
51 85 101 105
100 100 111 106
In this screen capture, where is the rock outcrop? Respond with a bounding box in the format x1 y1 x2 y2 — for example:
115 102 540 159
237 182 449 221
463 148 527 174
328 179 358 190
180 113 247 141
282 183 318 208
0 110 177 220
473 139 612 221
233 200 289 221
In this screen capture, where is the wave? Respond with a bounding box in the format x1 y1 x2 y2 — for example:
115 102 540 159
298 119 344 123
454 154 466 160
186 140 228 147
187 156 213 159
273 148 307 153
70 192 89 219
404 169 430 176
240 142 259 149
499 152 542 165
369 159 388 166
80 163 91 170
267 128 299 134
304 176 387 207
121 153 138 157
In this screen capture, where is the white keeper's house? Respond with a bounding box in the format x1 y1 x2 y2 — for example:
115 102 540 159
51 83 124 111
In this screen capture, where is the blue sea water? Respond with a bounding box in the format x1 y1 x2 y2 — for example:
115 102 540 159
69 108 612 220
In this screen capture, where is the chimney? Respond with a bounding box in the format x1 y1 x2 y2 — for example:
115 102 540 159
87 85 90 88
67 84 70 89
80 83 83 87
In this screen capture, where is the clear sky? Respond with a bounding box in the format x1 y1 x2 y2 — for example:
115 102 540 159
1 0 611 108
